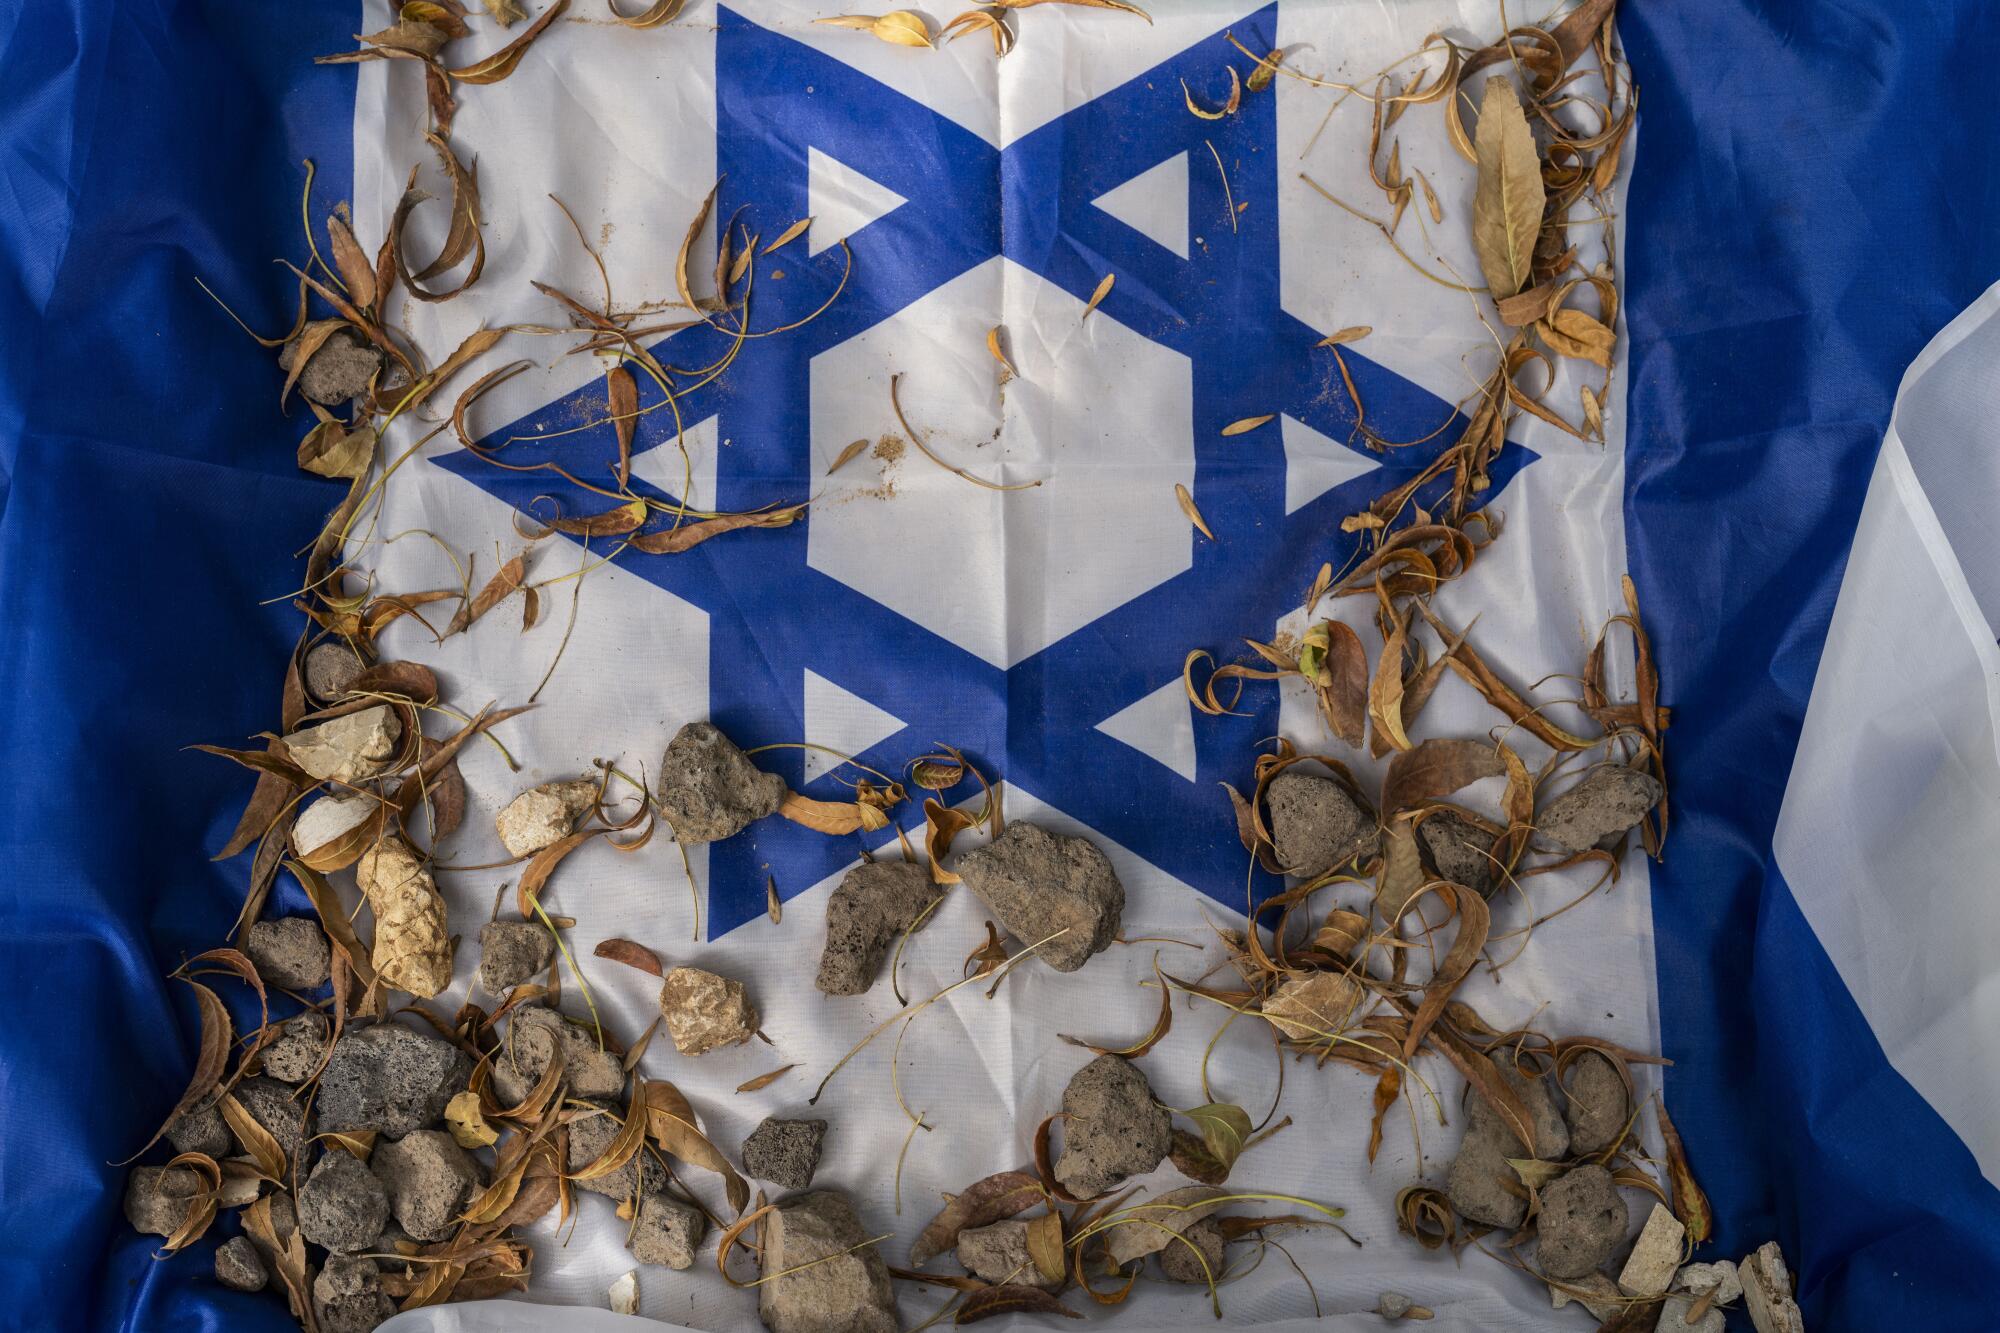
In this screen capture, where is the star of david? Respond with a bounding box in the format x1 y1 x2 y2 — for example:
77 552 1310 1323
441 2 1533 938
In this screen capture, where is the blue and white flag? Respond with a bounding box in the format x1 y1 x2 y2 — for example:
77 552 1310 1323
0 2 1996 1332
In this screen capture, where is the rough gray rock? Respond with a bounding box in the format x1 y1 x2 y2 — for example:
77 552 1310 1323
629 1191 707 1270
1054 1055 1172 1199
261 1013 330 1085
313 1255 396 1333
816 860 942 996
659 966 759 1055
1535 1164 1628 1280
1676 1261 1742 1305
477 920 555 997
491 1005 626 1105
283 705 402 786
282 327 384 407
1417 809 1497 897
317 1023 473 1138
759 1190 897 1333
656 721 786 844
373 1130 482 1242
742 1117 827 1192
214 1235 267 1292
1445 1053 1570 1230
303 640 367 705
231 1077 310 1164
1377 1291 1415 1319
958 1219 1058 1290
1157 1217 1226 1285
955 820 1124 972
1657 1293 1726 1333
495 778 599 859
1265 771 1377 878
165 1092 233 1160
124 1165 202 1237
298 1150 390 1253
1537 766 1663 854
1561 1051 1629 1157
566 1103 667 1202
244 918 331 992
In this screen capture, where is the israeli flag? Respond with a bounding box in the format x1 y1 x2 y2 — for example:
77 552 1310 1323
1 1 1996 1332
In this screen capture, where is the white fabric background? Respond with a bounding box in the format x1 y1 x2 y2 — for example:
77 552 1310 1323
1773 280 2000 1187
341 3 1660 1328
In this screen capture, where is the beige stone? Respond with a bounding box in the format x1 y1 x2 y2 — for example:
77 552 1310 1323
1740 1241 1805 1333
1617 1202 1687 1298
292 791 380 868
285 705 402 785
495 778 598 858
357 836 450 998
1550 1270 1624 1321
659 966 758 1055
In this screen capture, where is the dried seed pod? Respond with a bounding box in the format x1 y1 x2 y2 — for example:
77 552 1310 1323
356 835 451 998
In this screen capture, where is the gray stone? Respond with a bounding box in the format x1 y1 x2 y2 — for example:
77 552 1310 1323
214 1235 267 1292
491 1005 627 1105
261 1013 330 1085
1739 1241 1804 1333
1266 771 1377 878
495 778 599 859
758 1190 896 1333
567 1103 667 1203
742 1117 827 1192
1158 1217 1226 1285
1535 1164 1628 1280
282 327 384 407
629 1191 707 1270
245 918 331 992
958 1219 1058 1291
1657 1293 1726 1333
1446 1053 1569 1230
124 1165 202 1237
1561 1051 1630 1157
1676 1261 1742 1305
373 1130 482 1242
317 1023 473 1138
298 1150 390 1253
1417 809 1497 897
283 705 403 786
313 1255 396 1333
165 1092 233 1160
816 860 942 996
956 820 1124 973
1054 1055 1171 1198
1537 766 1663 854
230 1076 310 1164
656 721 786 844
303 640 367 705
1377 1291 1414 1319
659 966 759 1055
477 920 555 996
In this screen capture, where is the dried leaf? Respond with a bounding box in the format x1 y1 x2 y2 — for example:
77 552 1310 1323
1654 1095 1712 1244
958 1286 1081 1324
1026 1212 1066 1282
607 365 638 486
1169 1127 1229 1185
1367 1066 1401 1163
327 214 377 310
986 326 1017 377
1059 957 1171 1057
628 504 805 554
297 420 377 481
827 438 870 475
1220 414 1273 436
446 1090 499 1149
1539 308 1616 366
1381 738 1504 813
125 979 231 1161
640 1081 749 1213
569 1101 649 1184
909 1170 1043 1267
1183 1103 1251 1172
1368 611 1413 752
547 499 648 538
766 874 783 923
1316 326 1371 347
778 791 870 835
1082 272 1114 320
942 9 1015 55
594 938 664 977
1318 620 1368 749
447 552 527 636
448 0 569 83
735 1064 796 1094
990 0 1148 19
765 217 811 253
1181 68 1240 120
1471 76 1543 300
815 11 933 46
1174 483 1214 540
606 0 684 27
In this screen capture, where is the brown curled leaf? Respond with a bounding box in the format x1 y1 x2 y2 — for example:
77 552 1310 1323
735 1064 796 1094
607 0 686 27
448 0 570 83
594 938 664 977
546 499 648 538
1654 1094 1712 1245
640 1081 749 1213
1381 737 1505 813
909 1170 1043 1267
446 552 527 636
123 979 232 1162
958 1286 1081 1324
628 505 806 554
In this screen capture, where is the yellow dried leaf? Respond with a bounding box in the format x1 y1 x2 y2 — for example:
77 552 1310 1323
827 438 870 475
1316 326 1371 348
1539 308 1616 367
606 0 685 28
1221 414 1274 436
1246 48 1281 93
1175 483 1214 540
816 11 933 46
448 0 569 84
1471 76 1543 300
764 217 811 253
1082 272 1114 320
446 1091 499 1149
941 9 1015 55
986 325 1017 377
1581 384 1604 439
1181 67 1240 120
